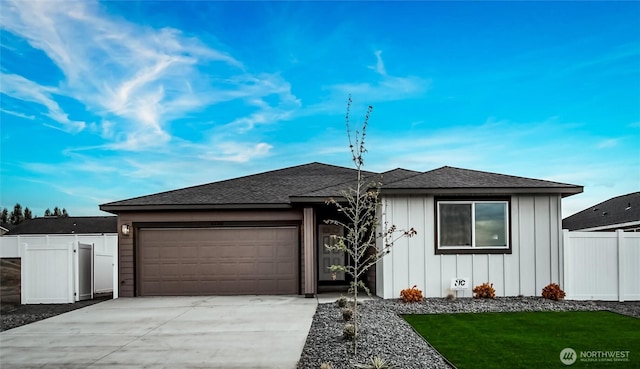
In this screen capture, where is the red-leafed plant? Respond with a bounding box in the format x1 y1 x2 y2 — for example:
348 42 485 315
400 285 423 303
542 283 566 301
473 282 496 299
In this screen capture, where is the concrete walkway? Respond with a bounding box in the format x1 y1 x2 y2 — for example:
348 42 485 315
0 295 318 369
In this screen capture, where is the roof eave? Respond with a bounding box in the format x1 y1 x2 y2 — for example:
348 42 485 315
567 220 640 232
289 196 347 203
99 203 293 213
380 186 584 197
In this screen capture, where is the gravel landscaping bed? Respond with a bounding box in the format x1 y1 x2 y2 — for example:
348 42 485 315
0 296 111 332
297 297 640 369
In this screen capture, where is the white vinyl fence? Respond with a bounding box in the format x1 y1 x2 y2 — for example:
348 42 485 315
563 230 640 302
0 234 117 304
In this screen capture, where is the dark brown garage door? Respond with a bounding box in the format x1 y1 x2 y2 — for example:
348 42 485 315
137 227 298 296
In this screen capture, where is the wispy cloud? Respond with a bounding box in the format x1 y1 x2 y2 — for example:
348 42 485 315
596 138 619 149
332 50 429 102
305 50 430 116
558 42 640 77
221 74 301 133
0 108 35 121
0 73 86 132
369 50 387 76
0 0 298 152
199 142 273 163
330 75 430 102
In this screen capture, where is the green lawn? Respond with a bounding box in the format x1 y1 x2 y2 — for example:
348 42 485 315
403 311 639 369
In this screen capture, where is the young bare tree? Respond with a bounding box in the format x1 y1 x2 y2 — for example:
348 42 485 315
325 96 416 354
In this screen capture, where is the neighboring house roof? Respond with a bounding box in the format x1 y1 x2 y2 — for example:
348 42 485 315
7 216 117 235
0 222 15 234
100 162 583 212
562 192 640 231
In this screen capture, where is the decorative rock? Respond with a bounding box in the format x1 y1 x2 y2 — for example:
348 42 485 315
297 297 640 369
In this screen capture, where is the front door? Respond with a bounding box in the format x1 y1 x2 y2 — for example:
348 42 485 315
318 224 345 281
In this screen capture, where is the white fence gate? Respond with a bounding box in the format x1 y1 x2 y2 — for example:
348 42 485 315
22 241 75 304
563 230 640 302
0 234 117 304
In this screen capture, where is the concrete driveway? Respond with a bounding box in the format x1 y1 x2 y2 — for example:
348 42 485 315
0 295 318 369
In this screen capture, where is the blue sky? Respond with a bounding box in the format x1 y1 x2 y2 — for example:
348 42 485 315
1 1 638 218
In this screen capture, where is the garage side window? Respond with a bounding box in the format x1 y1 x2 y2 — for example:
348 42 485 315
436 199 511 254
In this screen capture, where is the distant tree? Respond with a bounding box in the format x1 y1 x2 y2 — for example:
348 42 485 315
61 208 69 217
1 208 8 223
24 207 33 220
9 203 24 224
53 207 61 217
44 208 52 217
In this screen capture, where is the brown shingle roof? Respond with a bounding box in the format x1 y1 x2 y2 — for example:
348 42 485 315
384 166 579 189
100 162 582 212
101 162 372 209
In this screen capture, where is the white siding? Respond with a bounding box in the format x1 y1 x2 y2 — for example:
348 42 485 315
489 254 505 296
377 194 564 299
504 197 520 296
391 197 410 291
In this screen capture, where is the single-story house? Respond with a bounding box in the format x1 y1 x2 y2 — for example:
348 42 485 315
100 162 582 299
562 192 640 232
0 216 118 304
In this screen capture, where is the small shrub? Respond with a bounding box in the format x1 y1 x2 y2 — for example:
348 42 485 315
320 362 333 369
400 285 423 303
343 323 356 340
342 308 353 321
473 282 496 299
354 356 394 369
542 283 566 301
336 296 348 308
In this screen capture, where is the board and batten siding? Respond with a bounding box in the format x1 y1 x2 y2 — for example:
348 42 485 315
376 194 563 299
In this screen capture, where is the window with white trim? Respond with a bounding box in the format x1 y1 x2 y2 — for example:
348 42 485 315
436 199 510 253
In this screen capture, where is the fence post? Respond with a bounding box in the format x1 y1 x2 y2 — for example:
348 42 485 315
109 234 118 299
562 230 570 299
617 230 624 303
21 243 27 304
71 242 77 303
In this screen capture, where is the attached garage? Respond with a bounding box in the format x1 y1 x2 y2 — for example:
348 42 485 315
138 226 298 296
100 162 583 298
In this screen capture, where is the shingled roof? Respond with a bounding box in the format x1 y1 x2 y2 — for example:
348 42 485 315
382 166 582 196
101 163 373 210
7 216 117 235
100 162 582 212
562 192 640 231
